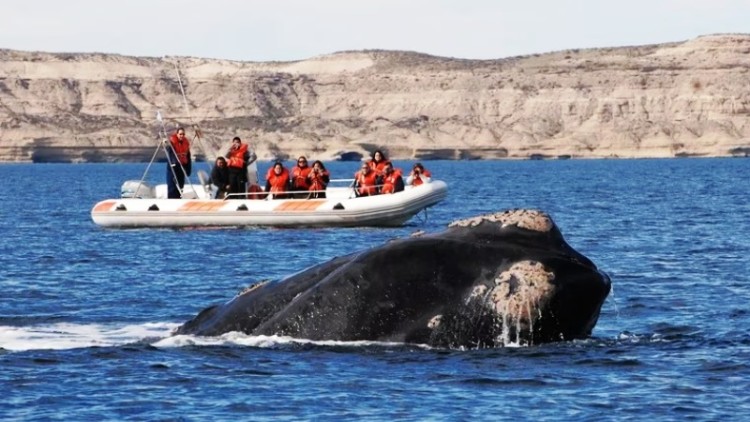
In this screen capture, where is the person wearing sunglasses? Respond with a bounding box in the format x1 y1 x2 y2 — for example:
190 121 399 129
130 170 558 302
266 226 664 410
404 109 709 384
291 156 312 198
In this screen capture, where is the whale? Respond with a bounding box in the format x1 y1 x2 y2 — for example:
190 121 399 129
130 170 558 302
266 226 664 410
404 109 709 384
175 209 612 348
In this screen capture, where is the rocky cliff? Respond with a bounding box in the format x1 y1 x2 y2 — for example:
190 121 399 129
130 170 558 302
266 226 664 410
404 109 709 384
1 34 749 162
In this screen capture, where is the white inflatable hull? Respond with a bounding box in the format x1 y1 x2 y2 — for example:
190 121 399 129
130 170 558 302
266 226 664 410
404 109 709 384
91 181 447 228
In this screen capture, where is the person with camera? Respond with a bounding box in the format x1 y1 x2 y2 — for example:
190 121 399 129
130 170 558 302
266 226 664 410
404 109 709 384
406 162 432 187
307 160 330 199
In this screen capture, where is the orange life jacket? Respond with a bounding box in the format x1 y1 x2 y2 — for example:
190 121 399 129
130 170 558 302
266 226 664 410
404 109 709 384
169 133 191 165
309 169 329 192
266 168 290 193
368 159 390 176
411 169 432 186
381 169 403 194
291 165 312 190
227 143 248 169
247 183 265 200
355 170 379 196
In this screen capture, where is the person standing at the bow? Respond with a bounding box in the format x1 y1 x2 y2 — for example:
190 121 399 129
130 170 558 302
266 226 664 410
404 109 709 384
166 127 192 199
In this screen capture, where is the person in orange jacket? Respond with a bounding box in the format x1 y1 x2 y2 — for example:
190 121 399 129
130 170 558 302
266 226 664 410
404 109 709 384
406 162 432 186
307 160 330 199
354 162 379 197
380 162 404 194
226 137 249 199
265 161 291 199
290 156 312 198
367 150 390 177
166 127 192 199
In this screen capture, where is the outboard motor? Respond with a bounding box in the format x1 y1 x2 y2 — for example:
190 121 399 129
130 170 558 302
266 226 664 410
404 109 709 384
121 180 155 198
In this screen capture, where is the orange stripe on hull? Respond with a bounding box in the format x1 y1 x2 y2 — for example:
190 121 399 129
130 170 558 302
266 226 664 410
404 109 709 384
178 201 227 212
274 200 325 212
93 200 117 212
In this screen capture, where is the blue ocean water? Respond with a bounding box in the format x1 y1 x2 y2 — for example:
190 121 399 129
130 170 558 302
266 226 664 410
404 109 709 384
1 158 749 420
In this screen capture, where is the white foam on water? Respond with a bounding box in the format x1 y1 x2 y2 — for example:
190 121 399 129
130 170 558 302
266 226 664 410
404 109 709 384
0 322 180 352
155 331 425 349
0 323 428 352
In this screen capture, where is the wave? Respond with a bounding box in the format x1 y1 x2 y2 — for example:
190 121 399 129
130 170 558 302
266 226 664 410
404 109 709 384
2 321 693 353
0 322 427 352
0 322 180 352
158 332 426 350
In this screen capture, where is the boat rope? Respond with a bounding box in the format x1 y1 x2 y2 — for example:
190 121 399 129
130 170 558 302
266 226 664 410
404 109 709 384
132 120 166 198
172 60 218 166
130 111 176 197
154 110 199 198
415 207 430 225
157 111 187 197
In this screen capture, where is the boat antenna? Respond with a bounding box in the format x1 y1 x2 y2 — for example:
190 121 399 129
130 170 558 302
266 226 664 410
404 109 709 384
172 60 218 165
130 111 186 198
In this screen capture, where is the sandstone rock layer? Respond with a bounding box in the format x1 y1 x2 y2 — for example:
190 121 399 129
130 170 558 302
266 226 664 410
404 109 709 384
1 34 749 162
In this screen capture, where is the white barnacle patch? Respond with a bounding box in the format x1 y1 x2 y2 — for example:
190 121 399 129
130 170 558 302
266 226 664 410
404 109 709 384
469 284 488 300
427 314 443 329
448 209 553 233
486 260 556 345
410 230 426 237
237 280 270 297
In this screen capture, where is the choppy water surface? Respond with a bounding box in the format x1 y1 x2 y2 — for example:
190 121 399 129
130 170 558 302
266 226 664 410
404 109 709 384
1 159 749 420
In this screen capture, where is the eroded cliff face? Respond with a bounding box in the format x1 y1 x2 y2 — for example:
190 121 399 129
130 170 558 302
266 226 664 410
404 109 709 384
1 34 749 162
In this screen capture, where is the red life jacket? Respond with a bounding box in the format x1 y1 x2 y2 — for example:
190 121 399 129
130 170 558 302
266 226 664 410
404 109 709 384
169 133 191 165
411 169 432 186
368 159 390 176
355 170 378 196
381 169 403 194
266 168 290 193
309 170 329 192
227 143 248 169
247 183 265 200
291 165 312 190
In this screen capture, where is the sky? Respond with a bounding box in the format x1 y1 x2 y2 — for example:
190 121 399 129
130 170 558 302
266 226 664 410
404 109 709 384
2 0 749 62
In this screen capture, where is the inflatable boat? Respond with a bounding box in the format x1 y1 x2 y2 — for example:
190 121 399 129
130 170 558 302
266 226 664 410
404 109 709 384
91 179 448 228
91 102 446 228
